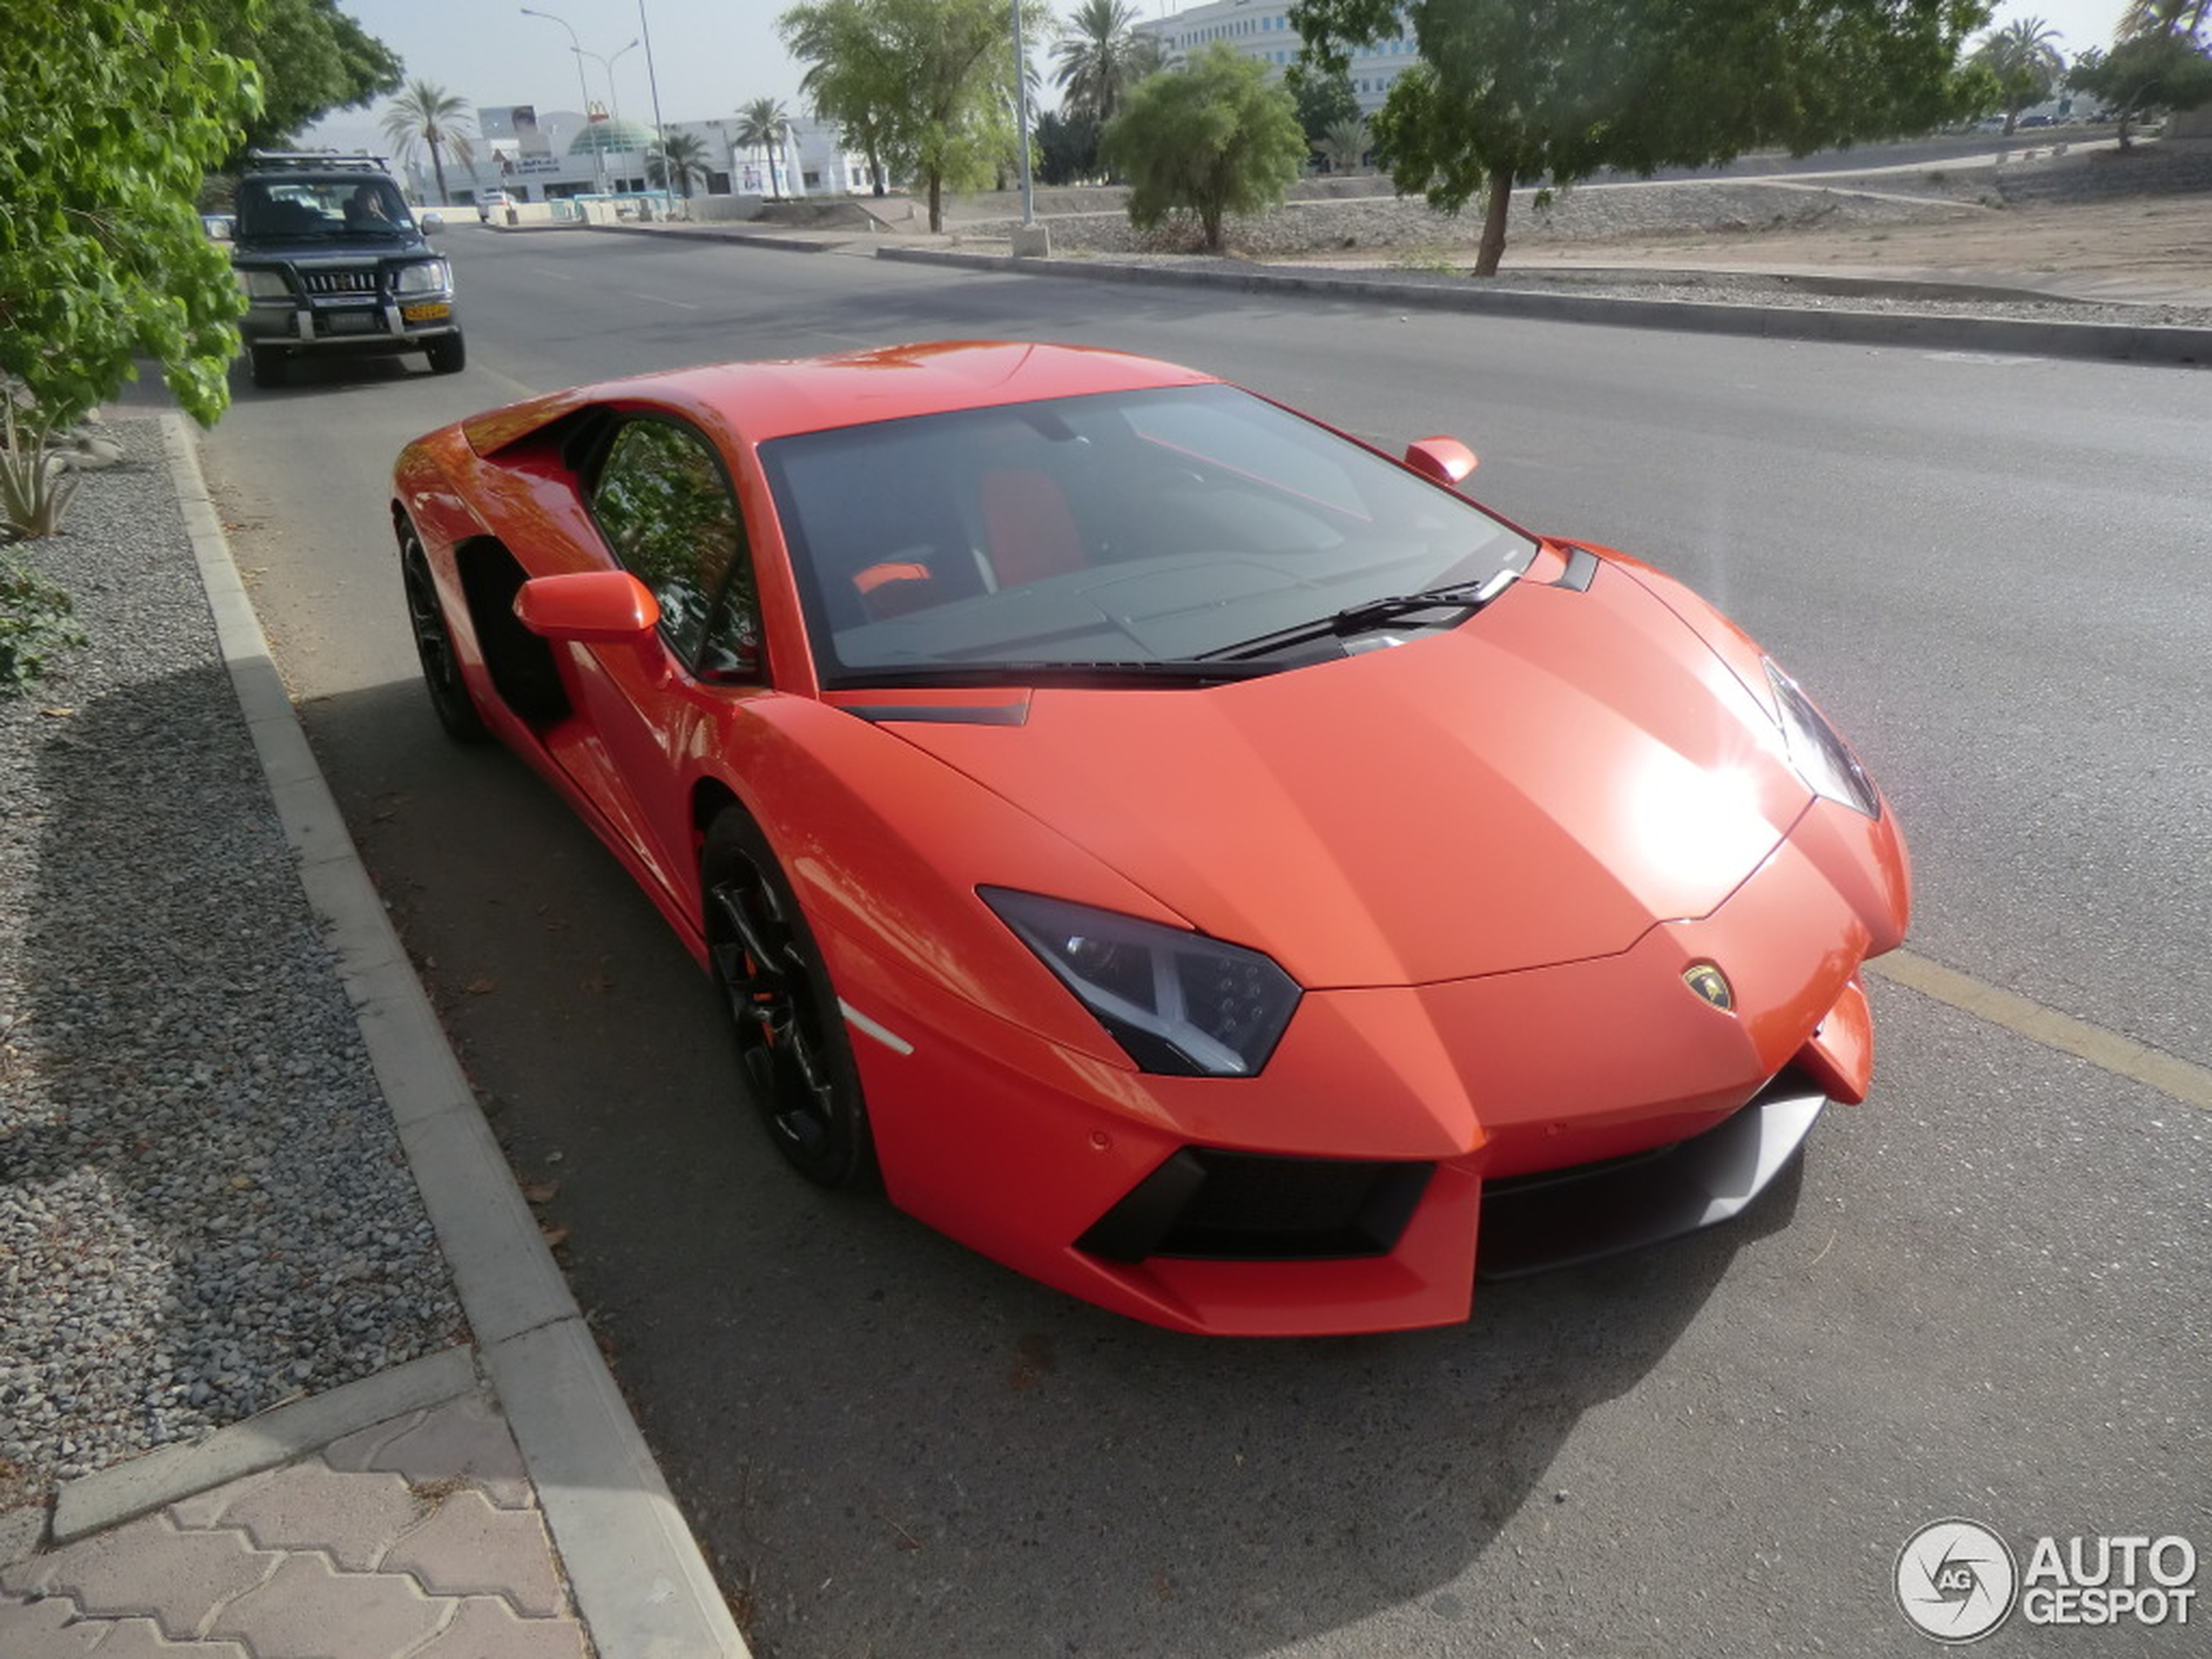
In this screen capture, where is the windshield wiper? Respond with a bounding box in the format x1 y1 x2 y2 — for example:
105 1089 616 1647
1196 569 1519 663
844 659 1282 689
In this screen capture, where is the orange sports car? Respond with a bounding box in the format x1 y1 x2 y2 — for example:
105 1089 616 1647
392 341 1910 1336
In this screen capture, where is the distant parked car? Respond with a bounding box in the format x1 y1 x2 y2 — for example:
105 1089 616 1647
478 190 516 224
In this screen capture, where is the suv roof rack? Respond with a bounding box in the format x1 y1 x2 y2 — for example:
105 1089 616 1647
244 150 394 174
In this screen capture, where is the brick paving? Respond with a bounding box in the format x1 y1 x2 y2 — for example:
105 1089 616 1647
0 1392 590 1658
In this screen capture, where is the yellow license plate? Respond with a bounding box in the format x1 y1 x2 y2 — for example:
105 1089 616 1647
402 301 450 321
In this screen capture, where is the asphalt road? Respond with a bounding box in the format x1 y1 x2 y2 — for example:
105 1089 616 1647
196 226 2209 1658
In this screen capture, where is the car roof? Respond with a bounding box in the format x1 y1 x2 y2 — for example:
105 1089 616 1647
461 341 1222 455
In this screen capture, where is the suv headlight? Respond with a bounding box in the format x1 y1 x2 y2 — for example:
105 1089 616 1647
235 269 289 300
1765 659 1879 818
981 889 1301 1077
395 260 451 295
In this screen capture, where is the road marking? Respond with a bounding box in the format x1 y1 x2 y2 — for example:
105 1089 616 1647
624 291 699 310
1870 949 2212 1112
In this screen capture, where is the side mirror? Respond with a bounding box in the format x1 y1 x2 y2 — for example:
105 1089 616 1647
514 570 661 643
1404 436 1478 486
419 211 445 233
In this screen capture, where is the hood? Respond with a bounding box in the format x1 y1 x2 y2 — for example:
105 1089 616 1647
883 568 1812 988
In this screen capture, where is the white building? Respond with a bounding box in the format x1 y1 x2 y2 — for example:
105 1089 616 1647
1135 0 1420 112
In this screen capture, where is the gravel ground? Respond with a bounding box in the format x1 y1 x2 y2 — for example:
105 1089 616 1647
0 423 467 1518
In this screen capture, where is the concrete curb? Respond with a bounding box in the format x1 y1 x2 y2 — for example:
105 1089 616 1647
873 244 2212 368
158 415 751 1659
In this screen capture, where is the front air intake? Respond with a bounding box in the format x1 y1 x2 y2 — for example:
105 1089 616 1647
1078 1149 1433 1264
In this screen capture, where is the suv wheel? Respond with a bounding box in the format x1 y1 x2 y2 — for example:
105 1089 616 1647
247 345 288 388
426 334 467 374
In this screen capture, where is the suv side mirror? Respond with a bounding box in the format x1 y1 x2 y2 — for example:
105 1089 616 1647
419 211 445 233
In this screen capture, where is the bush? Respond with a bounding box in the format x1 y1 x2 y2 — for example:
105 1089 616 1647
0 552 87 690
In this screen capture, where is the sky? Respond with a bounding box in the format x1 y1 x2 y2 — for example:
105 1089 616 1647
308 0 2139 148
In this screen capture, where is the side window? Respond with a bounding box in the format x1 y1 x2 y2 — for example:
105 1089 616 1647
590 418 761 678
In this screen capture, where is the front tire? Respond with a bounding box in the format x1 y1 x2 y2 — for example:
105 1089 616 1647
426 334 467 374
400 523 489 742
702 808 875 1189
247 345 288 388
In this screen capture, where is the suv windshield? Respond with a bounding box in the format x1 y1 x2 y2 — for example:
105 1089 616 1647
762 383 1539 687
237 174 415 243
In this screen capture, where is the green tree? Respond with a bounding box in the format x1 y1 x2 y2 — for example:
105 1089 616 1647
1291 0 1990 276
1034 107 1102 184
1319 113 1370 172
1102 43 1309 253
780 0 1046 231
0 0 261 428
223 0 401 155
381 79 475 205
1290 64 1361 145
2121 0 2211 41
648 129 712 196
2069 29 2212 142
1054 0 1163 125
786 0 907 197
1974 17 2067 132
735 97 793 197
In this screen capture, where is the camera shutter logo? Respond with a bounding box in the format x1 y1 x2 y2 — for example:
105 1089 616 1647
1897 1519 2020 1642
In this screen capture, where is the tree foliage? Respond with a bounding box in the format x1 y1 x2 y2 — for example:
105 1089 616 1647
1290 64 1362 145
735 98 795 197
1291 0 1992 274
648 129 712 196
1034 108 1103 184
1973 17 2066 132
0 0 262 428
781 0 1046 230
223 0 401 156
1054 0 1163 125
381 80 476 206
2069 29 2212 142
1102 44 1309 253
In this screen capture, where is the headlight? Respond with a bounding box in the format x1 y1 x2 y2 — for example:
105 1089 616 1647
234 269 289 300
395 260 451 294
1765 659 1879 818
981 889 1301 1078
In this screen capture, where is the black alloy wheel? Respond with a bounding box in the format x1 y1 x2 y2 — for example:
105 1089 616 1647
702 808 874 1189
400 527 489 742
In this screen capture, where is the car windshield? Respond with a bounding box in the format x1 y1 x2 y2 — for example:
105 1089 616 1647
761 383 1539 687
236 175 415 242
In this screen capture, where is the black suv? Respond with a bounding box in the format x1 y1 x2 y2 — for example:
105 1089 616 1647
230 153 464 387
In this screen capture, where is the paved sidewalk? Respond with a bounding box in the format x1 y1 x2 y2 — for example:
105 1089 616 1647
0 420 747 1658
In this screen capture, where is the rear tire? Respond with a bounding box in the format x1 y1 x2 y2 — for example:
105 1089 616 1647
426 334 467 374
702 808 875 1190
247 345 287 388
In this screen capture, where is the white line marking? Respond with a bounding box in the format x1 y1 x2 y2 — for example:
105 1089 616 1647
624 291 699 310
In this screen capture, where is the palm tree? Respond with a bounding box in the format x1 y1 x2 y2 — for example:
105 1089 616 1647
647 129 711 196
734 98 792 199
1973 18 2067 133
381 80 476 205
1320 115 1369 174
1053 0 1161 126
2121 0 2211 39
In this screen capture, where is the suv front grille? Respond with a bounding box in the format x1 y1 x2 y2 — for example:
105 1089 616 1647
300 267 381 297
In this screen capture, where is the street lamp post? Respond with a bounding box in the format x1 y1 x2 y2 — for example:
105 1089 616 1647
520 5 607 194
639 0 673 198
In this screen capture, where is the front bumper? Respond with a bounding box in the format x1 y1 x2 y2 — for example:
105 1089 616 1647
840 798 1905 1337
239 294 458 354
